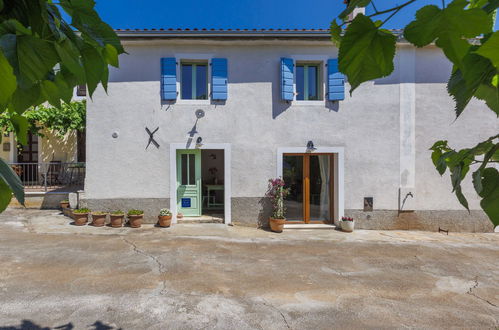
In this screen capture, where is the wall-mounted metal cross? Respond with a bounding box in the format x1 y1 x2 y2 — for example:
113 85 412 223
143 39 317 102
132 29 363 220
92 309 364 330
145 127 160 149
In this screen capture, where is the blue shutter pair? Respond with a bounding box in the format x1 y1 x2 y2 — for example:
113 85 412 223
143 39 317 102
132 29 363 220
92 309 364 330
160 58 228 101
280 58 345 101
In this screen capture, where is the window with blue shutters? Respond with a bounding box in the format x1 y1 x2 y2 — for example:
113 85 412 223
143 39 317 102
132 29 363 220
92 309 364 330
327 59 345 101
161 58 177 101
281 58 294 101
211 58 228 100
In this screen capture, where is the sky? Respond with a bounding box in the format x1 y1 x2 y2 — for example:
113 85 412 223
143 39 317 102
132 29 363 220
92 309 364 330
93 0 498 31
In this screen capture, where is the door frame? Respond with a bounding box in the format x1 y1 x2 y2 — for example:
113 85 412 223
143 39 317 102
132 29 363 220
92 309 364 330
170 143 231 225
277 147 344 226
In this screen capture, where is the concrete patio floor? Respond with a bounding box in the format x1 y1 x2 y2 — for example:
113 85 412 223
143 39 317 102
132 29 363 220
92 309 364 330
0 209 498 329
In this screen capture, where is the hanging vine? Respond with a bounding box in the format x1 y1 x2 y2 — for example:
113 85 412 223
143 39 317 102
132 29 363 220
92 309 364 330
0 101 86 138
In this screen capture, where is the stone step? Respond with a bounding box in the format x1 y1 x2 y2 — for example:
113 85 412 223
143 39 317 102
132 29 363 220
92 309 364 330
178 215 224 224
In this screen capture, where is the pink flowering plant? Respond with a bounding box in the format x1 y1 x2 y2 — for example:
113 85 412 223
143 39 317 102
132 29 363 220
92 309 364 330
266 178 290 219
341 216 354 222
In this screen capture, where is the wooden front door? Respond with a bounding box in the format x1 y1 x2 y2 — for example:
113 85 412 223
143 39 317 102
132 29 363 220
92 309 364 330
177 149 202 216
282 153 334 223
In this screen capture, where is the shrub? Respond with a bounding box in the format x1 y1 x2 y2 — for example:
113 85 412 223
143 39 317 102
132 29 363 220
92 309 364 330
73 208 90 214
92 211 108 215
110 210 124 215
265 178 290 219
127 209 144 216
159 208 172 216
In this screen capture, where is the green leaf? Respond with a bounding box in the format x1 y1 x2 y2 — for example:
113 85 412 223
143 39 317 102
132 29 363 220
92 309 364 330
330 19 342 47
103 44 119 68
41 80 61 108
338 14 396 93
454 185 470 211
0 50 16 107
80 44 105 96
473 169 483 194
0 177 13 213
10 113 28 145
10 84 42 114
54 39 85 77
0 157 24 206
475 31 499 68
479 167 499 226
475 83 499 116
404 0 492 67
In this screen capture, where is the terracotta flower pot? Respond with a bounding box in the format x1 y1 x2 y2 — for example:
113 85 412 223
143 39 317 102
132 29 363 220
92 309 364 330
60 201 70 209
158 215 172 227
91 213 107 227
73 213 88 226
341 220 355 232
269 217 286 233
128 214 143 228
110 214 124 228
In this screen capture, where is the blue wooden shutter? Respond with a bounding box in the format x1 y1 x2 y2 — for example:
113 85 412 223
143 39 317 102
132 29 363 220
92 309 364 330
161 57 177 100
211 58 228 100
327 59 345 101
281 58 294 101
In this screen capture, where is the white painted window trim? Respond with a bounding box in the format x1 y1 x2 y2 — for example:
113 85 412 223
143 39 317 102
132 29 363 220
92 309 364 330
276 146 344 225
175 53 214 105
170 143 231 225
288 55 328 105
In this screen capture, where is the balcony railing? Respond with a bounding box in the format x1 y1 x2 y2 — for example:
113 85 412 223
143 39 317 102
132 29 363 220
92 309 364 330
9 162 85 192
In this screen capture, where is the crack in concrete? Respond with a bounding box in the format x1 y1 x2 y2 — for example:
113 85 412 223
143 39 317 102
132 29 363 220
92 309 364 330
121 237 168 295
261 298 291 329
467 277 498 308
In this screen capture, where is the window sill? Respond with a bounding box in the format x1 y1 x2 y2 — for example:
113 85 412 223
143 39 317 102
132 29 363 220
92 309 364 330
292 100 326 106
176 99 211 105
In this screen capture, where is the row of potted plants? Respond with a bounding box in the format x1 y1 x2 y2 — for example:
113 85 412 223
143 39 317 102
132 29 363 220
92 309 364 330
69 208 173 228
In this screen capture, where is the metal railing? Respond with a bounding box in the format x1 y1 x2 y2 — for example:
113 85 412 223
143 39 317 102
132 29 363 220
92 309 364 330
9 162 85 192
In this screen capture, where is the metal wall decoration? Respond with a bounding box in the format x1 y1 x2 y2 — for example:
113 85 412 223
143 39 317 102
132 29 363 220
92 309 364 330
145 127 160 149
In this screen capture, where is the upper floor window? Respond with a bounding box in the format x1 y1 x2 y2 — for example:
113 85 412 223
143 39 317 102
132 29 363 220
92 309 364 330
295 62 322 101
76 84 86 96
181 61 208 100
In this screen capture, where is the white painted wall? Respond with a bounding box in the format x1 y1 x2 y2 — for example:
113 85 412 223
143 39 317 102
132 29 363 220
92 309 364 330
85 39 498 211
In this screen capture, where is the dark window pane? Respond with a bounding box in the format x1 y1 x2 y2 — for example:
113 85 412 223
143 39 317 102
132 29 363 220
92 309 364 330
181 64 192 99
296 65 304 101
196 65 208 99
308 66 319 100
181 154 188 185
189 154 195 185
283 155 303 221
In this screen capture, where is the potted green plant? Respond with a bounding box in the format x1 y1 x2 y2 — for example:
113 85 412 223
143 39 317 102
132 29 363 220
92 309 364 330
158 208 172 227
60 199 70 209
341 216 355 232
127 209 144 228
110 210 125 228
266 178 290 233
91 211 108 227
73 208 90 226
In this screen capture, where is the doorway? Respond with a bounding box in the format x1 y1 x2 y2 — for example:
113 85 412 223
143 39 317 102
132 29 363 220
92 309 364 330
282 153 334 223
174 147 228 222
16 133 39 183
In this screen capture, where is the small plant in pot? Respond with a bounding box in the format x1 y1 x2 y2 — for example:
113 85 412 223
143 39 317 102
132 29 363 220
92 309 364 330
60 199 70 210
341 216 355 232
110 210 125 228
266 177 290 233
73 208 90 226
91 211 108 227
157 208 172 228
127 209 144 228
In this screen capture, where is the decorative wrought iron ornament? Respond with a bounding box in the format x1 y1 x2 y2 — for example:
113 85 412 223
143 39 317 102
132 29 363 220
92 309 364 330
145 127 160 149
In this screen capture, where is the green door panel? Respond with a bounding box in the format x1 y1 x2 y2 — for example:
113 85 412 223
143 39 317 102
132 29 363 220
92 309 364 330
177 149 201 216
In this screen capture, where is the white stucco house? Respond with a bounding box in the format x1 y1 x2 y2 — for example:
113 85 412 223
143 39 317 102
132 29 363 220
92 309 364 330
82 28 497 232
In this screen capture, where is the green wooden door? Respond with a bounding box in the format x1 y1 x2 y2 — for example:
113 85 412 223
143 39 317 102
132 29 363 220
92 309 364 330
177 149 202 216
